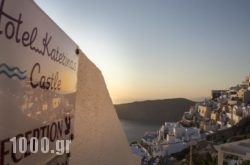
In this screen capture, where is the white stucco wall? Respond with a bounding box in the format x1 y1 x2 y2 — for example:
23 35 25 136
70 53 140 165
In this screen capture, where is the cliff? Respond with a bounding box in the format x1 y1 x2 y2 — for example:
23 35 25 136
115 98 195 124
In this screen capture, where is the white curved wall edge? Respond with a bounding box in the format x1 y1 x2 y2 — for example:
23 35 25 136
70 52 141 165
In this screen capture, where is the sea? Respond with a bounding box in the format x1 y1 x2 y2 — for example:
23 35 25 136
119 119 161 143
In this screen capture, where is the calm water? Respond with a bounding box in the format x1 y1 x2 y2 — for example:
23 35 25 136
119 119 161 143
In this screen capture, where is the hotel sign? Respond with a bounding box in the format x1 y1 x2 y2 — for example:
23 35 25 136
0 0 79 164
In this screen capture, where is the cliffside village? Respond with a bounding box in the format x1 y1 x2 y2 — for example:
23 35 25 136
131 74 250 165
182 75 250 132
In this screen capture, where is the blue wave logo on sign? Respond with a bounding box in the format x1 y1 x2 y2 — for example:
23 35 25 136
0 63 27 80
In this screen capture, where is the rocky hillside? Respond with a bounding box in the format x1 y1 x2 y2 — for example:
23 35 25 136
115 98 195 124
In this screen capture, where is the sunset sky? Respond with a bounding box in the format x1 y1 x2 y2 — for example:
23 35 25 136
36 0 250 103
